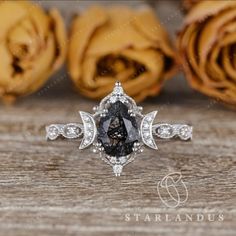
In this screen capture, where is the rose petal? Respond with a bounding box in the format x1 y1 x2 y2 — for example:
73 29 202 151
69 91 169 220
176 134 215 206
178 0 236 106
68 6 107 81
49 9 67 71
68 6 176 102
132 8 174 57
86 7 155 56
0 1 66 102
0 1 27 40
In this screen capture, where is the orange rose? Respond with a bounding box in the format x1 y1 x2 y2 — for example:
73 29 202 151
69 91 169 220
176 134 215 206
68 6 177 102
178 0 236 107
0 1 67 103
183 0 202 10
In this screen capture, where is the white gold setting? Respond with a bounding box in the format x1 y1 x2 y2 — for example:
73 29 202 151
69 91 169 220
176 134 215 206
153 124 193 141
79 112 97 149
141 111 158 150
46 123 83 140
46 82 193 176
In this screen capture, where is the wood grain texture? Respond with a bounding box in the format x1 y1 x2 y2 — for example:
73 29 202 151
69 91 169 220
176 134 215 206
0 1 235 236
0 75 235 236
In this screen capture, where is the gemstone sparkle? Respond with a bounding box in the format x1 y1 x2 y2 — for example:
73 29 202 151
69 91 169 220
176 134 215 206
97 101 139 157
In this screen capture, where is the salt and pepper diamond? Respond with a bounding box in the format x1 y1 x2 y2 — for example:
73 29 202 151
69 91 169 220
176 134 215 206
97 101 139 157
46 82 193 176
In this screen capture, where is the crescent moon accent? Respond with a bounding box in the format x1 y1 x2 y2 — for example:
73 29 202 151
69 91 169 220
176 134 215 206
79 111 97 149
140 111 158 150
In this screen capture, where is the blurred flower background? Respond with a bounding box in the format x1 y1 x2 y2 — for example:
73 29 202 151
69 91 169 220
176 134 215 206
0 0 235 108
0 0 67 103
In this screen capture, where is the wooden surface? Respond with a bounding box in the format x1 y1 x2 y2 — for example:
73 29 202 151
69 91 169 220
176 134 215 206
0 1 236 236
0 75 235 236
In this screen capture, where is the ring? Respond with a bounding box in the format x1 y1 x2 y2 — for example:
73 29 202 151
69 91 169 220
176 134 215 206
46 82 193 176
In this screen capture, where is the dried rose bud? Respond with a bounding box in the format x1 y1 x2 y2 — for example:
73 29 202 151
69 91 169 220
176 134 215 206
68 6 177 102
178 0 236 107
0 1 67 103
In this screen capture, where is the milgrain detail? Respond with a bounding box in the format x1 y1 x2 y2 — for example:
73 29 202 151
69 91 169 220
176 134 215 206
46 123 83 140
153 124 193 141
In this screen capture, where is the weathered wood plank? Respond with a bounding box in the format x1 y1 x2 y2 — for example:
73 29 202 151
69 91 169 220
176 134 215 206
0 80 235 236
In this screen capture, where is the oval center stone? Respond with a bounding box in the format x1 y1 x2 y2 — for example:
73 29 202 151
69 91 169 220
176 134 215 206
97 101 139 157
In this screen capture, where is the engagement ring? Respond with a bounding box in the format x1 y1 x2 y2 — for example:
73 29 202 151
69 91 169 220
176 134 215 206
46 82 193 176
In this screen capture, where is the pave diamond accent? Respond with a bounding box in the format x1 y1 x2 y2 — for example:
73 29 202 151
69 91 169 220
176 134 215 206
109 82 127 104
113 83 124 95
153 124 192 141
46 124 82 140
178 125 193 140
113 164 123 177
63 124 82 139
140 111 158 150
79 112 97 149
46 125 60 140
155 124 174 139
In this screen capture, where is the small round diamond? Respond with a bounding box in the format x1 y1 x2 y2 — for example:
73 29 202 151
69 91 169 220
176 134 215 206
119 156 127 164
156 125 173 139
143 122 149 129
146 116 153 122
179 125 192 140
84 116 90 122
143 132 150 139
113 164 123 176
113 83 124 95
63 125 81 138
87 123 92 129
83 140 89 145
119 96 127 103
109 156 117 164
47 125 59 140
147 139 153 145
110 96 117 103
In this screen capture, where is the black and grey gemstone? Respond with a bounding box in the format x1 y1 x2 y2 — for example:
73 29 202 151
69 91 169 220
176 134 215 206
97 101 139 157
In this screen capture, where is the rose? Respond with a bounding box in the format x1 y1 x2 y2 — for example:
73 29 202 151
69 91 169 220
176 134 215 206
68 6 177 102
0 1 67 103
183 0 202 10
178 0 236 107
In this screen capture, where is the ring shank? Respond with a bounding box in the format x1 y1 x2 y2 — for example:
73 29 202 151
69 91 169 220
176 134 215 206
153 123 193 141
46 123 83 140
46 123 193 141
